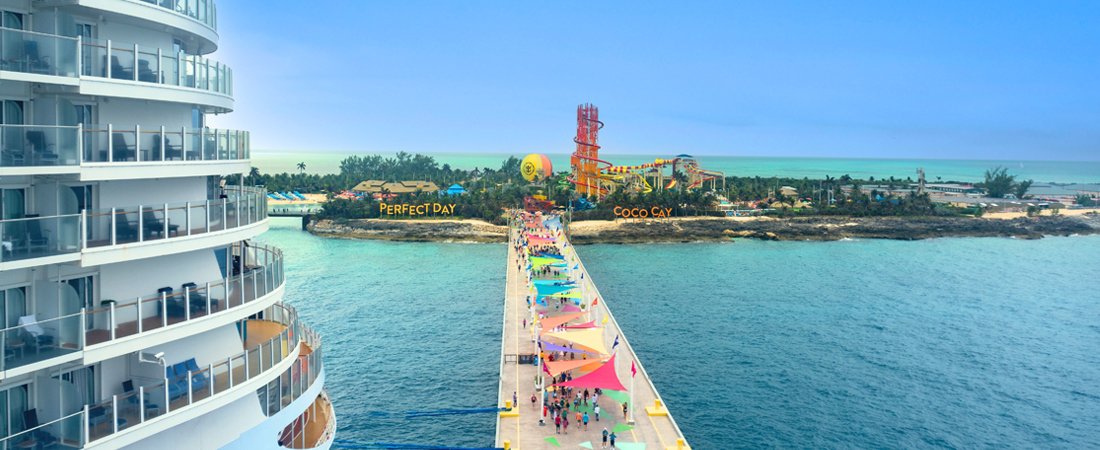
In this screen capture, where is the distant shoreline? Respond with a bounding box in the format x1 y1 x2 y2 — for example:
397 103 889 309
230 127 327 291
306 214 1100 244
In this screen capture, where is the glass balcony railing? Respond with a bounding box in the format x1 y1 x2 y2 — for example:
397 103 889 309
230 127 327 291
85 242 283 347
84 187 266 248
0 125 81 167
87 303 312 444
0 123 249 169
81 38 231 96
0 214 82 263
0 410 84 449
0 27 80 77
81 126 248 163
134 0 218 31
0 311 83 372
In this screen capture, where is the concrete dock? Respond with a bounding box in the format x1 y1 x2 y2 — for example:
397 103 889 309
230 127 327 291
495 221 690 450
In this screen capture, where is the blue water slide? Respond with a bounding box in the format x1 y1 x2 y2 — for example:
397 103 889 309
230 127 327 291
293 191 307 200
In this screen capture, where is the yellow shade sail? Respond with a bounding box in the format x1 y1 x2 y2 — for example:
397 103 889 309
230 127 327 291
544 329 608 355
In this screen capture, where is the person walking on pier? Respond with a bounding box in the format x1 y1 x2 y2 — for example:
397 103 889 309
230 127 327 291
602 428 609 448
563 416 569 434
623 402 628 419
594 404 600 421
583 412 589 430
609 431 617 448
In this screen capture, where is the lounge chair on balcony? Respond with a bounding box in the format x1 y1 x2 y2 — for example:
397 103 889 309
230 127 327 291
182 282 209 313
18 315 55 353
137 59 158 82
114 215 140 242
21 215 50 254
186 358 209 391
25 131 58 165
151 135 183 161
103 55 133 80
166 365 189 401
22 409 59 448
142 210 180 239
23 41 52 75
111 132 136 161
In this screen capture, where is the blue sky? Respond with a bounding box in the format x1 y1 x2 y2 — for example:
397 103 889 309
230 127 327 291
208 1 1099 161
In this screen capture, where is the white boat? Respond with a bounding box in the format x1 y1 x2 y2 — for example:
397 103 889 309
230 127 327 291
0 1 334 449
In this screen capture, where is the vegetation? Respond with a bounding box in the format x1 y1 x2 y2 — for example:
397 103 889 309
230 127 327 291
980 166 1032 199
1076 195 1097 207
242 153 1072 222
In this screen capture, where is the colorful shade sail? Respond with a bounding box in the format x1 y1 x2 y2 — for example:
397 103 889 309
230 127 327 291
540 340 599 356
564 320 598 329
544 328 608 355
544 357 607 377
537 312 585 334
562 305 583 312
551 353 626 392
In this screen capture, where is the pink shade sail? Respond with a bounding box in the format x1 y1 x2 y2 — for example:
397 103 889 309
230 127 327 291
565 320 597 329
537 312 586 335
550 353 627 392
562 305 583 313
544 357 608 377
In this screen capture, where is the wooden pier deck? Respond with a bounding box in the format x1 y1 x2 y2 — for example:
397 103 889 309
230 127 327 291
495 224 690 450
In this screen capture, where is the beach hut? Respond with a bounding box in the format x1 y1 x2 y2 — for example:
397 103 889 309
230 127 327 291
444 184 467 196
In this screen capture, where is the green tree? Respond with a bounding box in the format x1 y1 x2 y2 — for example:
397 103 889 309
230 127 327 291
249 167 260 186
981 166 1015 198
297 162 306 174
1075 194 1096 207
1014 179 1033 199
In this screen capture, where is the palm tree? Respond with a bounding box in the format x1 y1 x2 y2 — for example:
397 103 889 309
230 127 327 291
249 167 260 186
297 162 306 174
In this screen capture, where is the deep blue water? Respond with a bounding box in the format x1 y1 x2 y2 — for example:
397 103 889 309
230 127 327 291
260 218 1100 449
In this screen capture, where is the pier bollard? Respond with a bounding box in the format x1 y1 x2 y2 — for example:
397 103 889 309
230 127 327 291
678 438 685 449
647 399 669 416
503 440 511 449
500 400 519 417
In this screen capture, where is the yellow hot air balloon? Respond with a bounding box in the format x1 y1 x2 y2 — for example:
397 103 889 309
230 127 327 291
521 154 553 182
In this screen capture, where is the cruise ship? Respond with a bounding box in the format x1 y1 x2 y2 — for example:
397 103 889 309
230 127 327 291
0 0 334 449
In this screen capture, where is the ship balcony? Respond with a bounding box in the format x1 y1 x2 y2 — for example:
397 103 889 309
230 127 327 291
0 213 83 271
84 304 323 448
0 27 80 82
0 124 249 179
280 389 336 449
0 187 266 270
83 242 283 361
0 311 84 378
79 37 232 109
82 186 268 265
125 0 218 33
0 28 230 106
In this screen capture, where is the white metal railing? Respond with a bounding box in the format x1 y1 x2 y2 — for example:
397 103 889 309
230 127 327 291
0 310 84 372
83 187 267 249
0 410 84 449
84 242 282 347
86 303 306 444
133 0 218 31
0 26 80 77
81 37 231 96
0 123 249 168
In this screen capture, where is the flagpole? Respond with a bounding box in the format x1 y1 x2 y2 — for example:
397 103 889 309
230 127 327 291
538 343 545 426
629 361 635 425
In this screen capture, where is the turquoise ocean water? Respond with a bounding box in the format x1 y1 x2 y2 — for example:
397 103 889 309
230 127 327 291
252 150 1100 184
260 218 1100 449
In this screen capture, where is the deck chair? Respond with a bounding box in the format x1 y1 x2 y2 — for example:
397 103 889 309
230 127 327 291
111 133 136 161
23 215 50 254
104 55 133 80
165 365 188 401
18 315 54 351
25 131 58 165
23 41 51 74
185 358 209 391
23 409 58 447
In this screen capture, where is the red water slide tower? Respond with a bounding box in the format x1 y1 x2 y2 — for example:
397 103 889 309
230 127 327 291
571 104 604 197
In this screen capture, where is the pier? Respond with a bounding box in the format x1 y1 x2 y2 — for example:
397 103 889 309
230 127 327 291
496 212 690 450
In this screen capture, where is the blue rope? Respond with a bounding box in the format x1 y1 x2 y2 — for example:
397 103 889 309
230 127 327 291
333 440 503 450
338 407 507 419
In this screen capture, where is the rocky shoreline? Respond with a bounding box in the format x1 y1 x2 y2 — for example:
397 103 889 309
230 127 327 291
569 215 1100 244
307 215 1100 244
308 219 508 243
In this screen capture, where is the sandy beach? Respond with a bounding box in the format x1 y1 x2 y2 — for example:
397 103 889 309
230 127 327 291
268 193 328 205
